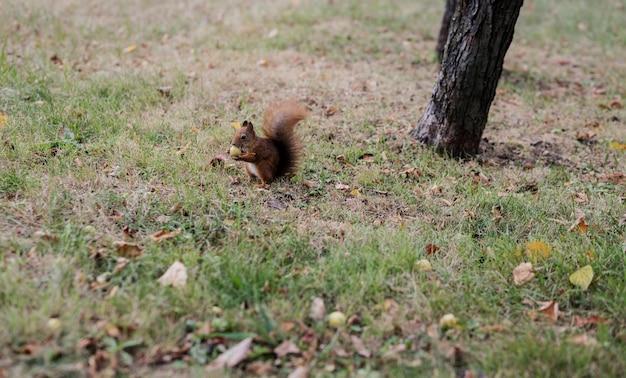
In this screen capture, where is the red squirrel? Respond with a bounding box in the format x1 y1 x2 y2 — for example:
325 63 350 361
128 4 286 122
228 100 308 188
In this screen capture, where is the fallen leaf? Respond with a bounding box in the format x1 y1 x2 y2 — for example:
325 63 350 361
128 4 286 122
350 335 372 358
569 265 594 290
149 229 181 242
573 192 588 204
525 241 550 261
570 333 598 347
157 86 173 97
325 106 339 117
96 321 121 338
309 297 326 320
124 44 137 53
384 299 400 316
415 259 432 272
256 59 269 67
0 112 7 128
278 321 296 333
608 99 623 109
155 215 171 223
569 217 589 235
428 185 444 195
157 261 188 288
335 183 350 190
350 188 360 197
576 130 596 143
274 340 300 358
176 142 190 155
106 285 119 299
207 337 253 370
267 199 287 210
114 242 143 258
231 121 242 130
512 262 535 286
382 343 407 360
246 361 273 375
358 153 375 163
426 243 440 255
303 179 318 188
572 314 608 328
33 230 59 242
209 154 227 167
609 141 626 151
538 300 560 322
113 257 130 274
400 167 423 179
288 366 309 378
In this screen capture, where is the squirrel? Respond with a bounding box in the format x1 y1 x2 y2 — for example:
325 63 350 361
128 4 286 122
228 99 308 188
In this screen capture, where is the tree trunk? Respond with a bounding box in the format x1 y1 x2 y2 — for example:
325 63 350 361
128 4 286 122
436 0 458 62
411 0 524 157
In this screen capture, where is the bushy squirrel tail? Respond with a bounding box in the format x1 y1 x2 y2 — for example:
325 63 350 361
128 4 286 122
262 99 308 178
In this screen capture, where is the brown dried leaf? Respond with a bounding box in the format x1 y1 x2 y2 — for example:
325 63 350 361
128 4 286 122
246 361 273 375
274 340 300 358
267 199 287 210
350 335 372 358
279 321 296 333
573 192 588 204
335 183 350 191
609 99 623 109
428 185 444 195
149 229 181 243
309 297 326 320
114 242 143 258
512 262 535 286
382 343 407 360
425 243 440 256
569 217 589 235
303 179 318 188
325 105 339 117
570 333 598 347
538 300 560 322
113 257 130 274
157 261 188 288
209 154 227 167
207 337 253 370
383 299 400 316
358 153 375 163
288 366 309 378
576 130 596 143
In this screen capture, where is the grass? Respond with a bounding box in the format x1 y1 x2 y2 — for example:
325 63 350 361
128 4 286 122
1 0 626 376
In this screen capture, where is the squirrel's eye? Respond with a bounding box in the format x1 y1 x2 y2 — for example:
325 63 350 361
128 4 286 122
240 135 246 140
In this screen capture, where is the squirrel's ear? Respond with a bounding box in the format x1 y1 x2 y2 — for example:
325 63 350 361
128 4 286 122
242 120 253 129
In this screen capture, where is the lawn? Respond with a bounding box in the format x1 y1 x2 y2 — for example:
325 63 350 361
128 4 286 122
1 0 625 376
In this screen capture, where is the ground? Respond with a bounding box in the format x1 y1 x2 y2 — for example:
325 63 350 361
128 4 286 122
1 0 625 377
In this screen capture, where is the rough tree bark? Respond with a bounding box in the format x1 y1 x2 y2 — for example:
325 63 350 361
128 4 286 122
435 0 458 62
411 0 524 157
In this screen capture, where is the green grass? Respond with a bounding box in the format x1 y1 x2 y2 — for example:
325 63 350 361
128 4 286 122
1 0 626 376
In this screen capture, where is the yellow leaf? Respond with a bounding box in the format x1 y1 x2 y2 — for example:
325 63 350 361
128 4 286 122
231 121 242 130
569 265 593 290
0 112 7 128
124 44 137 53
177 142 191 155
609 141 626 151
190 127 199 134
525 241 551 261
350 188 360 196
